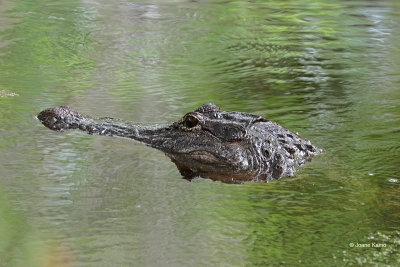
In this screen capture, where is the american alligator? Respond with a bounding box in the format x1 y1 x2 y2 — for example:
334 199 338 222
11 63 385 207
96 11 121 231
37 103 322 183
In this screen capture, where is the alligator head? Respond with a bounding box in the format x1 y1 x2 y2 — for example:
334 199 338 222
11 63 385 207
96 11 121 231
37 103 322 183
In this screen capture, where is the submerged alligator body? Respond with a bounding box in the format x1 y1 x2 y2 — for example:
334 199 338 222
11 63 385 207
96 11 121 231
38 103 321 183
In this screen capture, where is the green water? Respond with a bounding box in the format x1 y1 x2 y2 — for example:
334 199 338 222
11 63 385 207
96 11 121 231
1 0 399 266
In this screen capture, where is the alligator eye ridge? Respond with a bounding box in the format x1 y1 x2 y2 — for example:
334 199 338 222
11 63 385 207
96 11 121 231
184 116 199 128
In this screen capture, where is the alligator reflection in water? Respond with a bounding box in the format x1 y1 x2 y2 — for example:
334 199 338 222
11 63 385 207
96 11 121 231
37 103 322 183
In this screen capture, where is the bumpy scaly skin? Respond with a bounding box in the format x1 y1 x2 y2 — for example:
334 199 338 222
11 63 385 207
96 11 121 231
37 103 322 183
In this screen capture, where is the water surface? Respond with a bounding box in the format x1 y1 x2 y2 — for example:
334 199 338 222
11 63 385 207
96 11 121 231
0 0 399 266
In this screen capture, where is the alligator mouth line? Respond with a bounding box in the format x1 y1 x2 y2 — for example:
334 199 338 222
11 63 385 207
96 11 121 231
167 150 226 165
188 150 221 161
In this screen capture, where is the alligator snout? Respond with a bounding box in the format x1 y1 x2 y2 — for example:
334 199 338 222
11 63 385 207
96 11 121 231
38 106 83 131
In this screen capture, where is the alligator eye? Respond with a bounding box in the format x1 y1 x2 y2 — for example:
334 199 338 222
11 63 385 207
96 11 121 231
184 116 199 128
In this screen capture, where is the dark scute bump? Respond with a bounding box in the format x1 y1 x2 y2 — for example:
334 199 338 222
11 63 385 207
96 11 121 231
195 103 220 113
